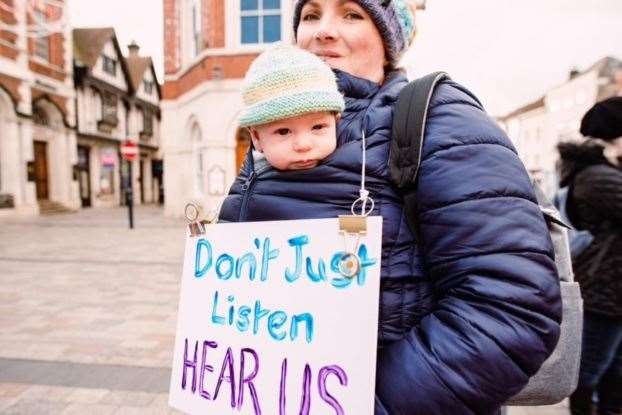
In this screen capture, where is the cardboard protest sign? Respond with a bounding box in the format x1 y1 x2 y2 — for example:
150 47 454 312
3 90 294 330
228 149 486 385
169 217 383 414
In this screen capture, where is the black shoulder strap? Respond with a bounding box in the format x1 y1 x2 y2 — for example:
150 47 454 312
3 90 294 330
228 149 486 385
390 71 450 190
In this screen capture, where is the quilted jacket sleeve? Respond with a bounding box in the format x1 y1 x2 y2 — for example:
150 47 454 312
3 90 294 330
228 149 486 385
375 81 562 414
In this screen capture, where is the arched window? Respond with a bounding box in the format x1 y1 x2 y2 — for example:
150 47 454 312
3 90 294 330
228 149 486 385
32 105 49 126
190 123 204 195
32 98 65 130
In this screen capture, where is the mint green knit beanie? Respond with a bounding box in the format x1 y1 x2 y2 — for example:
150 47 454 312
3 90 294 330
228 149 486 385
239 44 345 128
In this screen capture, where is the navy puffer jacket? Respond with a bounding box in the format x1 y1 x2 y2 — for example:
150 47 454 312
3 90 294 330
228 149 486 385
220 70 561 414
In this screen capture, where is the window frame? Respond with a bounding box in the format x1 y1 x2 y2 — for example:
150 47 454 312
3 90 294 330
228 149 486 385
191 0 202 57
141 108 153 137
240 0 282 45
102 55 117 76
99 147 116 195
32 105 49 126
143 80 153 95
33 10 50 61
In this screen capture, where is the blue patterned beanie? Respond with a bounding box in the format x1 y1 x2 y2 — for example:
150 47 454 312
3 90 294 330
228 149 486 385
292 0 416 67
239 44 345 128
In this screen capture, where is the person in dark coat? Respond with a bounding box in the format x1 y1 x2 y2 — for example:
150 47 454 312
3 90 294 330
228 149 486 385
220 1 561 413
563 96 622 415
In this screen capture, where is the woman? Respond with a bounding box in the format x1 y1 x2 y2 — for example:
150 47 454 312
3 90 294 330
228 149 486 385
562 97 622 415
221 1 562 413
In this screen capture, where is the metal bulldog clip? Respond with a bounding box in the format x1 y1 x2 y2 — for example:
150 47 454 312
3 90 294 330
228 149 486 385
185 203 205 237
337 190 374 278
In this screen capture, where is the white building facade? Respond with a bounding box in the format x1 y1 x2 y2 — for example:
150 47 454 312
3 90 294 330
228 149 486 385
73 29 162 209
0 0 78 217
74 28 131 208
161 0 295 217
126 42 164 206
500 57 622 196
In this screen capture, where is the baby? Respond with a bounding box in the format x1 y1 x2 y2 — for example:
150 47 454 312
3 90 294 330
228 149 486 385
237 43 344 171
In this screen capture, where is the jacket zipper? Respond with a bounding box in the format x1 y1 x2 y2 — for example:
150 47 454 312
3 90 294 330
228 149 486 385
238 171 256 222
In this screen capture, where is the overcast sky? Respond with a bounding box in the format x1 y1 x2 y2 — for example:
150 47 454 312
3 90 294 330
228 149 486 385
70 0 622 116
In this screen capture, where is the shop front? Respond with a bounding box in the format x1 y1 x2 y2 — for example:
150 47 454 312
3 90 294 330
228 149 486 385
76 137 121 208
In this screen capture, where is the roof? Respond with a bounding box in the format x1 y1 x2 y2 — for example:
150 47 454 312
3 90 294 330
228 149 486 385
125 55 162 99
72 27 134 94
500 56 622 121
585 56 622 78
499 96 546 121
73 27 115 68
126 56 151 90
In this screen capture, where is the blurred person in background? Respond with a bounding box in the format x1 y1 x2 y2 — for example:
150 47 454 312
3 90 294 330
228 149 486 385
558 96 622 415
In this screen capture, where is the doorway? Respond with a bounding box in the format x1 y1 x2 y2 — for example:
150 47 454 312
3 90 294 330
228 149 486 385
139 159 145 204
33 141 49 200
77 145 91 207
236 128 251 173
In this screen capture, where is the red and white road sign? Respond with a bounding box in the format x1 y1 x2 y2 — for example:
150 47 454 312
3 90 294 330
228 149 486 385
120 140 138 161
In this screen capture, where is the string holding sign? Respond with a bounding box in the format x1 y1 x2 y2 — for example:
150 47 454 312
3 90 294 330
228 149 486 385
337 129 375 278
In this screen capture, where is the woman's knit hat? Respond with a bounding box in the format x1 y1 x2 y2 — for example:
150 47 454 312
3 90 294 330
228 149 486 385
239 43 345 128
580 96 622 141
292 0 416 67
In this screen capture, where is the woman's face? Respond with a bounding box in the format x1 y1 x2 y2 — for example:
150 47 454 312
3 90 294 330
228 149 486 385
296 0 386 84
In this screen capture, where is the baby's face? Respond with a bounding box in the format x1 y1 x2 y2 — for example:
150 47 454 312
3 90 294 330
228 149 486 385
250 112 338 170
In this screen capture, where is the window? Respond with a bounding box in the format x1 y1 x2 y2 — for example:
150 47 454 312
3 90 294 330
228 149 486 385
33 105 49 126
97 92 118 130
143 80 153 95
33 10 50 61
93 90 103 121
192 0 202 56
240 0 281 44
102 55 117 75
99 147 116 195
196 151 204 194
190 124 204 195
141 109 153 137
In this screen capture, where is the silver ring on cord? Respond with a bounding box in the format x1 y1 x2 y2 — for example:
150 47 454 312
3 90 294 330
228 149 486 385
350 197 375 216
184 203 200 223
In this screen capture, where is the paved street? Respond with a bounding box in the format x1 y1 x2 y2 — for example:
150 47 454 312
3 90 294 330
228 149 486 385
0 206 569 414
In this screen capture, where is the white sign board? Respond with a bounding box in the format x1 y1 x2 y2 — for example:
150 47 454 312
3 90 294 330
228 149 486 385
169 217 383 414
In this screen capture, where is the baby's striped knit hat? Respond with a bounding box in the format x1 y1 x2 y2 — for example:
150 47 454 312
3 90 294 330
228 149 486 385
292 0 416 67
239 43 345 128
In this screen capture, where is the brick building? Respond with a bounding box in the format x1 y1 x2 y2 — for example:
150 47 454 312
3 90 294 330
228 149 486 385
0 1 163 217
0 0 78 216
161 0 294 217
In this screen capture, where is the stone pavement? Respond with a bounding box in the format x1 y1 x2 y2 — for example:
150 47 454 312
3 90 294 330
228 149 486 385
0 206 569 414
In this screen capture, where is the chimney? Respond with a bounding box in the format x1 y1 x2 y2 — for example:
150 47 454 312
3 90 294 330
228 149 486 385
128 40 140 57
569 66 580 80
